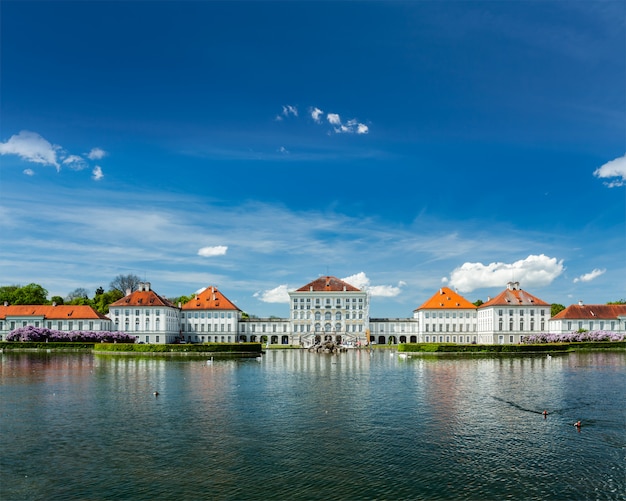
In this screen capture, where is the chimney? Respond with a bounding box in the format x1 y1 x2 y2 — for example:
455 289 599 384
3 301 7 306
487 296 491 302
125 288 131 296
145 282 151 291
343 285 346 291
439 288 443 295
578 300 583 306
52 301 57 307
310 286 313 292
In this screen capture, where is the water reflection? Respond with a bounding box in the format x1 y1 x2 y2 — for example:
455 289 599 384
1 350 624 500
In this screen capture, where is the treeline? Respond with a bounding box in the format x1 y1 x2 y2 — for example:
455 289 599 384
0 274 195 315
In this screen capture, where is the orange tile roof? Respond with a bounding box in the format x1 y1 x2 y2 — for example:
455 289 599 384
295 276 361 292
552 304 626 320
415 287 476 311
181 286 240 311
109 289 176 308
0 304 109 320
480 286 550 308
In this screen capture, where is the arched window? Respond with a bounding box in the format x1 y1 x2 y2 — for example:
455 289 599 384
335 312 342 320
325 312 331 321
315 312 321 321
315 323 321 332
335 323 341 332
324 323 332 332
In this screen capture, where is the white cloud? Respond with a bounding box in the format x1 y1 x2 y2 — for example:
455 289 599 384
278 146 289 154
63 155 88 170
87 147 106 160
573 268 606 283
341 272 403 297
92 166 104 181
327 113 341 125
255 284 290 303
0 130 61 170
310 107 324 122
282 105 298 117
23 169 35 176
594 154 626 187
447 254 565 293
357 123 369 134
197 245 228 257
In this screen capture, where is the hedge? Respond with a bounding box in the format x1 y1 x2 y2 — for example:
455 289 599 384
398 341 626 353
93 342 263 353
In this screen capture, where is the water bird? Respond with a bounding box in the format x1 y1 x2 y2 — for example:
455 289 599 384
542 410 548 418
153 391 159 397
574 420 581 428
207 357 214 365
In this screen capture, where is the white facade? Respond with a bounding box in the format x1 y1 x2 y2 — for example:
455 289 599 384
0 304 112 341
108 282 180 344
548 302 626 334
369 318 418 344
238 317 291 344
477 282 550 344
180 286 241 344
288 276 369 347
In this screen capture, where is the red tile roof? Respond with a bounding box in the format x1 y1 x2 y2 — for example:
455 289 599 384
415 287 476 311
552 304 626 320
109 289 176 308
479 284 550 308
295 276 361 292
181 286 240 311
0 304 109 320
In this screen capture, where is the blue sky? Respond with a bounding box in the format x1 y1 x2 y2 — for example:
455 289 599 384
1 0 625 317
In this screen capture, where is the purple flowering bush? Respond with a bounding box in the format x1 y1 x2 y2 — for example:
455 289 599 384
522 331 625 344
6 325 136 343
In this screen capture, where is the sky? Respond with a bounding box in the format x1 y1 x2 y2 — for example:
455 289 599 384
1 0 625 318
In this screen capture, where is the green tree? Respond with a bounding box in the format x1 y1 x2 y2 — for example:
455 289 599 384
95 286 105 296
109 274 141 295
169 294 193 306
93 289 124 315
12 283 49 305
0 285 20 304
551 303 566 317
50 295 65 305
473 299 484 307
607 299 626 305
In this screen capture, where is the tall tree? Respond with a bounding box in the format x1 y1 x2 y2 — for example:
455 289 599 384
12 283 49 304
93 289 124 314
66 288 90 301
607 299 626 305
473 299 484 307
109 274 141 295
0 285 20 304
551 303 566 317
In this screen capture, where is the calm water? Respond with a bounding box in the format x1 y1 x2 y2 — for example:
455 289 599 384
1 349 624 501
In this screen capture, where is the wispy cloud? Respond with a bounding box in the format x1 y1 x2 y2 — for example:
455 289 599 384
276 105 298 121
446 254 565 293
198 245 228 257
0 130 61 170
63 155 88 170
277 105 370 135
573 268 606 283
594 154 626 187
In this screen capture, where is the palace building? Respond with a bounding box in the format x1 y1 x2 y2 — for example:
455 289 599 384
2 277 624 345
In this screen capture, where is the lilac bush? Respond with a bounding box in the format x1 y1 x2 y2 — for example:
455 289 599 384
522 331 625 344
5 325 136 343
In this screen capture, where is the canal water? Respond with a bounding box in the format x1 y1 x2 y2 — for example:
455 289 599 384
1 349 624 500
